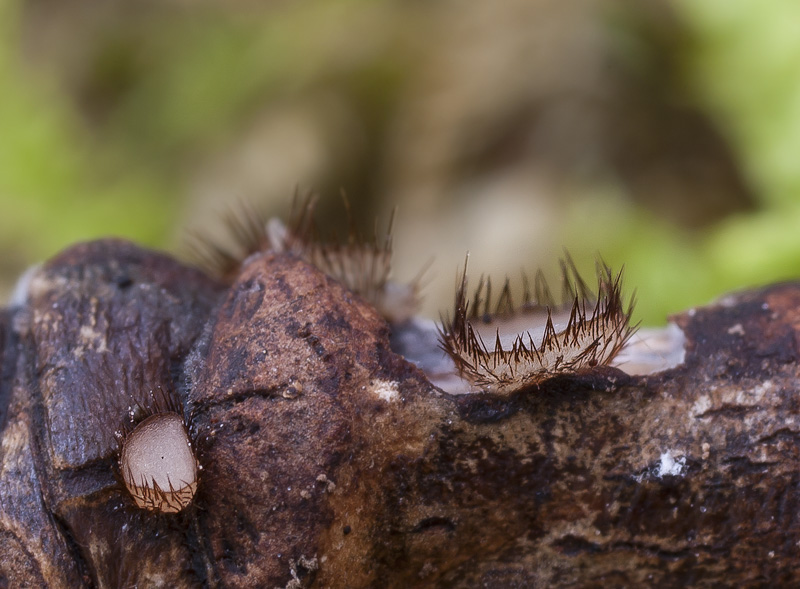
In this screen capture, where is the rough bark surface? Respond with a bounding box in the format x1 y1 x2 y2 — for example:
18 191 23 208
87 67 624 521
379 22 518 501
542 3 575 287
1 239 800 588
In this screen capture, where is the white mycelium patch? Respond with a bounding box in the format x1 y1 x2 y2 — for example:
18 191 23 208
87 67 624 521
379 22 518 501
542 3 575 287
371 379 400 403
657 450 687 478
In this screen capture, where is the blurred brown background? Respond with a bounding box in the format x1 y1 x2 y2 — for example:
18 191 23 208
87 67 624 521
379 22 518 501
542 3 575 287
3 0 800 323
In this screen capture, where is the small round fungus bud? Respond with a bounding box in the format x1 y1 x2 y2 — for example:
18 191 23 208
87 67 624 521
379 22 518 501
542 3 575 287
120 412 198 513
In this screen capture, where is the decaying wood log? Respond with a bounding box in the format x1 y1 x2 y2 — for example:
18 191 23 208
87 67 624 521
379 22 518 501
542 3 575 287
1 238 800 587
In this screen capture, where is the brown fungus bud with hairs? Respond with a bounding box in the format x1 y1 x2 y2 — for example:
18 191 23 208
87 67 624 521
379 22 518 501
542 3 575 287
438 254 637 393
119 412 199 514
111 384 201 514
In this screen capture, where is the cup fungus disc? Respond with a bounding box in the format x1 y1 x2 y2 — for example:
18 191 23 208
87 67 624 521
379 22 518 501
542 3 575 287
120 412 198 513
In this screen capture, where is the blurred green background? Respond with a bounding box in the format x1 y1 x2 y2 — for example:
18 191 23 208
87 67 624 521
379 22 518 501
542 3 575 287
2 0 800 324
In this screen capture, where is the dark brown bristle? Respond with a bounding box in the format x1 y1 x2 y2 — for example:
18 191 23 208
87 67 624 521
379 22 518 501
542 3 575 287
116 385 184 437
438 255 637 393
187 199 272 281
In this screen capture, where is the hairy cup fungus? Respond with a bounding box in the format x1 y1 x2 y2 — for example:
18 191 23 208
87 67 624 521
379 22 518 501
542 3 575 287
438 255 636 393
119 412 198 513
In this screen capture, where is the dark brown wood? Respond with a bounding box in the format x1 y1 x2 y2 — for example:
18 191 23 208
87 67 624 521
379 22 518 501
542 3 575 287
1 239 799 588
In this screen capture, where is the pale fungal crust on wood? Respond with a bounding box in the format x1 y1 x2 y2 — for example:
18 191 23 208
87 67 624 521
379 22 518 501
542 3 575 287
119 412 198 513
611 323 687 375
438 257 637 393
